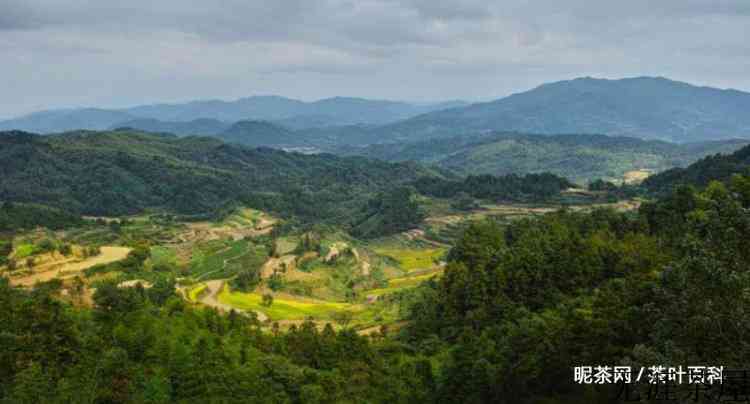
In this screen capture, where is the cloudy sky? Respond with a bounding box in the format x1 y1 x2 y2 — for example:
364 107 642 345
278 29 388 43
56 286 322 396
1 0 749 118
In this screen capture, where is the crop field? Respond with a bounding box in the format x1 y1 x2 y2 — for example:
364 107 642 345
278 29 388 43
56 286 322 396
10 246 132 287
149 246 178 267
372 247 446 272
365 268 443 297
218 287 356 321
275 237 298 255
12 244 37 259
188 239 266 280
187 284 207 302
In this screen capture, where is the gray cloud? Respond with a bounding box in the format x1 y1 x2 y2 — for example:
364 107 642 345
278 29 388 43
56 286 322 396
1 0 749 118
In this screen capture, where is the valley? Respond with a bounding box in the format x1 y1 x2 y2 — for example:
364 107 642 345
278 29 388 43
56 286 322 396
0 189 642 335
4 1 750 401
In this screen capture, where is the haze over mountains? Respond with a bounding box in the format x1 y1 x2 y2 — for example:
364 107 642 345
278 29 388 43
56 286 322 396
3 77 750 147
0 96 467 134
374 77 750 143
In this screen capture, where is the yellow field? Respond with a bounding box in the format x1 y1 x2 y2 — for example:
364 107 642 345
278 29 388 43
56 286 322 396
623 169 653 185
373 247 445 272
218 287 357 321
187 284 207 302
366 269 443 297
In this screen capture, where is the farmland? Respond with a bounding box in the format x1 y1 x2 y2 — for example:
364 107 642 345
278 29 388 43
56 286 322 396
1 197 641 333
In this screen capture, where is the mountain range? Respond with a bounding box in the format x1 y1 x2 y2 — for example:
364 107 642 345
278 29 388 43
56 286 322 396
0 97 467 134
368 77 750 144
3 77 750 145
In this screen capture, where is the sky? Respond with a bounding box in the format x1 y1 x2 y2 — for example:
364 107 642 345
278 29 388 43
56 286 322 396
1 0 749 118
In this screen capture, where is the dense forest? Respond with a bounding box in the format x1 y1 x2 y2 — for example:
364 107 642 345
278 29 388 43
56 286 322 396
402 175 750 402
644 143 750 194
0 130 432 222
0 202 84 233
0 130 587 237
412 173 574 201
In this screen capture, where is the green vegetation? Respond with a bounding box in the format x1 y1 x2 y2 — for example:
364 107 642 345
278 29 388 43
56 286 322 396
413 173 574 202
5 119 750 403
340 132 749 184
189 239 267 280
12 243 37 260
366 270 442 297
2 276 442 402
2 171 749 403
148 246 177 270
351 186 425 238
644 142 750 193
186 284 207 302
399 176 750 402
0 238 11 267
373 247 445 272
0 202 84 232
0 130 434 230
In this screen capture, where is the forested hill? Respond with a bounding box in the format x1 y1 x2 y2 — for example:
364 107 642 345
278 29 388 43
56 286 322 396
0 129 434 219
336 132 750 184
643 143 750 193
368 77 750 143
216 120 301 147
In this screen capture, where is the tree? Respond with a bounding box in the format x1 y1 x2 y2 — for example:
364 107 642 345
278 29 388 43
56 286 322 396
451 192 479 211
58 243 73 256
147 278 176 306
26 257 34 269
37 238 55 253
7 362 54 404
261 293 274 307
232 268 261 292
71 276 85 303
332 311 353 328
268 271 284 291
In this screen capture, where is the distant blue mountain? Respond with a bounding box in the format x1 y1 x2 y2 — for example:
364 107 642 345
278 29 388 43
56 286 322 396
376 77 750 143
112 118 230 136
0 96 468 134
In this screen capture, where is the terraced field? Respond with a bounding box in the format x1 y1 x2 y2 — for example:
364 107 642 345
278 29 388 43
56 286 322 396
365 268 444 297
10 246 132 287
373 246 446 273
218 287 357 321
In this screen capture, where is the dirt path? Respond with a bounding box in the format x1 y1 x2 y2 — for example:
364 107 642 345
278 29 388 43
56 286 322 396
198 280 268 322
325 246 339 262
10 246 132 287
351 248 371 276
261 254 296 279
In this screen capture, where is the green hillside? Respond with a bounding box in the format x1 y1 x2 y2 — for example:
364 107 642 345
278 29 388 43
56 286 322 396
338 132 749 184
0 129 433 221
644 143 750 193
